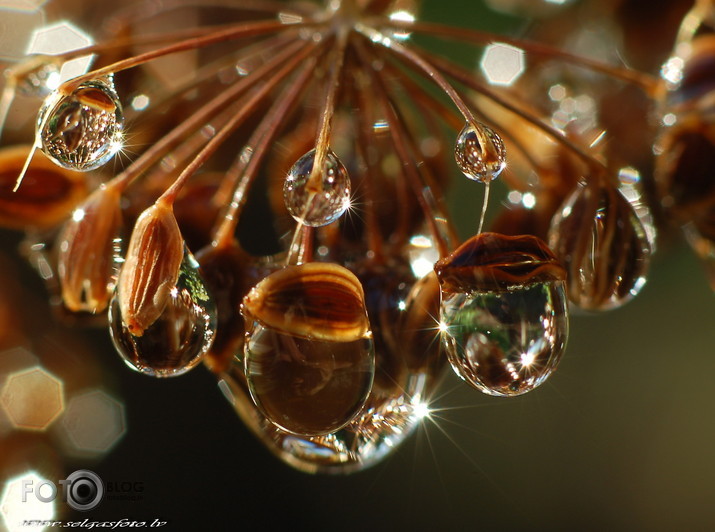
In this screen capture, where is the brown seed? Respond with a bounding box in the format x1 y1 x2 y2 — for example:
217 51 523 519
435 232 566 294
0 145 87 230
117 198 184 337
58 181 122 313
242 262 370 343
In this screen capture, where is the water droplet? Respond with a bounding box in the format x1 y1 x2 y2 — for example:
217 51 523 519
454 122 506 182
283 148 351 227
38 78 123 171
549 179 651 310
219 341 438 473
435 232 568 396
241 263 374 436
108 248 217 377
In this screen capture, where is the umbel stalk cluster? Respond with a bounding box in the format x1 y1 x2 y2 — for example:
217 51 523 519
0 0 709 473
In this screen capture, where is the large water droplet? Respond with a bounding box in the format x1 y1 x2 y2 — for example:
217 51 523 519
549 178 651 310
455 122 506 182
241 262 374 436
435 232 568 396
283 148 351 227
38 78 123 171
108 247 217 377
243 324 375 436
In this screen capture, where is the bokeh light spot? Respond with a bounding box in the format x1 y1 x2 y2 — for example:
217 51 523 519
0 471 55 532
0 367 64 431
61 389 126 454
480 43 525 86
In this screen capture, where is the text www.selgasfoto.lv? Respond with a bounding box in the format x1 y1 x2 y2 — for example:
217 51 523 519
20 518 168 529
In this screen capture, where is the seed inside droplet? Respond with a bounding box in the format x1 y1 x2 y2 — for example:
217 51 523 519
109 247 217 378
435 232 568 396
454 122 506 182
283 148 351 227
241 262 375 436
38 78 123 172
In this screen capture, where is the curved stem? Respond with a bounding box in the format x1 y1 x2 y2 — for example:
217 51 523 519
307 29 349 191
110 38 311 192
353 36 451 258
213 61 316 249
60 19 313 93
158 39 319 205
375 19 659 95
418 48 608 172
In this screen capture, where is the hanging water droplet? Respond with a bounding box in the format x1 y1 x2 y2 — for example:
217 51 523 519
108 248 217 377
241 262 375 436
38 78 123 171
455 122 506 182
283 148 351 227
435 232 568 397
549 178 651 310
219 336 439 474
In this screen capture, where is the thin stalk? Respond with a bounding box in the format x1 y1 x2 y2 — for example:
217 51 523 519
110 38 313 192
376 19 659 94
307 29 349 192
354 24 496 168
158 39 318 205
213 61 316 249
418 48 608 172
60 19 312 93
353 37 451 258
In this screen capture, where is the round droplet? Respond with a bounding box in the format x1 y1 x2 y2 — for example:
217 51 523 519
108 247 217 377
219 338 439 474
241 262 374 436
435 232 569 397
283 148 350 227
549 178 651 310
455 122 506 182
38 78 123 171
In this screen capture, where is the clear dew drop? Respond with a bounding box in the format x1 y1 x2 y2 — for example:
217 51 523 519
440 281 568 397
220 347 435 474
38 78 123 171
108 247 217 378
454 122 506 182
243 322 375 437
283 148 351 227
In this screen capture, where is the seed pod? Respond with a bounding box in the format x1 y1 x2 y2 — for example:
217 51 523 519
242 262 370 343
0 145 87 230
117 198 184 336
549 178 651 310
57 182 122 313
435 232 567 293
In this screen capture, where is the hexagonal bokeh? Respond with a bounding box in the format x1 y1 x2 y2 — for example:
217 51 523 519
62 389 126 455
0 471 55 532
26 21 94 84
480 43 526 86
0 367 64 431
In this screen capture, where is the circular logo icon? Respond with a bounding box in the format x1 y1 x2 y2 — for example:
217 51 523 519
64 470 104 511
